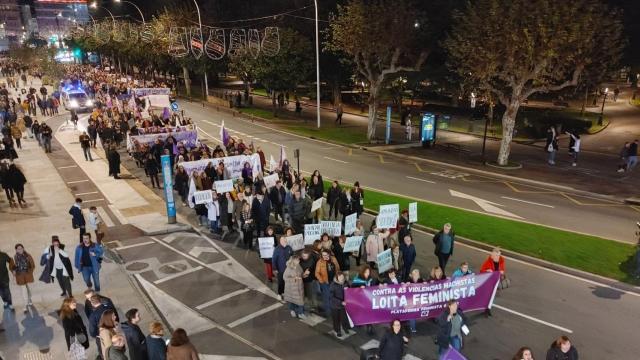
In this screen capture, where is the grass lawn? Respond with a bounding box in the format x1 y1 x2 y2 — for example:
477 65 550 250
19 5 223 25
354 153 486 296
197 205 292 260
288 125 368 144
323 180 638 284
238 107 279 121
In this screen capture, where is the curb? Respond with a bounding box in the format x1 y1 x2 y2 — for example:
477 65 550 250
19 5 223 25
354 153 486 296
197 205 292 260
141 223 193 236
361 208 640 295
625 198 640 206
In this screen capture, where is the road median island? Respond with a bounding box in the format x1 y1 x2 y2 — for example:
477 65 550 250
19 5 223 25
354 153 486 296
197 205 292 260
324 180 638 285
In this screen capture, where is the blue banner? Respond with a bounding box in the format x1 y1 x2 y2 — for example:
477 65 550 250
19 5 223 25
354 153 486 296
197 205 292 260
161 155 177 221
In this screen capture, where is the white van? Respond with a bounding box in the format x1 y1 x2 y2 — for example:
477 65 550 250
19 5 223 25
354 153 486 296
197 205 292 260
61 87 94 112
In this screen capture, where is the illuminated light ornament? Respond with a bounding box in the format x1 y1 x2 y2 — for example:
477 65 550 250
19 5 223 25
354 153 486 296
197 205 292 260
94 22 110 45
140 23 154 43
112 22 126 43
204 28 225 60
168 27 189 58
247 28 261 58
227 29 247 58
127 23 140 43
261 27 280 57
190 27 204 59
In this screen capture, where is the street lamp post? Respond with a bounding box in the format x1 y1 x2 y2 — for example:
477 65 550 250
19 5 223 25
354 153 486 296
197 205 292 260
314 0 321 128
599 87 608 126
191 0 208 100
90 3 116 26
114 0 145 23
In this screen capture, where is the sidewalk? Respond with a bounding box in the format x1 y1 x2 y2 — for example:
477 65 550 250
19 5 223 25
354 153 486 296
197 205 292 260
0 121 157 359
213 86 640 198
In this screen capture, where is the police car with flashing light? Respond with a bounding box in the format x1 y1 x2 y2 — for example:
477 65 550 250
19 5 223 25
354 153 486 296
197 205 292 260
61 86 94 112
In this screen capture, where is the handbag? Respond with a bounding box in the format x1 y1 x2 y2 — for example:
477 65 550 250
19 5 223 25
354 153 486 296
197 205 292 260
68 338 87 360
547 143 554 152
499 275 511 290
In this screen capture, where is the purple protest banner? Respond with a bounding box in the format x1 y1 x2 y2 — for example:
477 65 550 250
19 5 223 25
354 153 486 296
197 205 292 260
440 347 468 360
345 272 500 325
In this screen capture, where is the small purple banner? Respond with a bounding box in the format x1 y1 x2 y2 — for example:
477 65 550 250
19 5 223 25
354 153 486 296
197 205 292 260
345 272 500 326
440 347 468 360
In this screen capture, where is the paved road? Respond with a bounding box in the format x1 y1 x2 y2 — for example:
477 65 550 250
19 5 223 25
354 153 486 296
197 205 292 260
49 110 640 359
180 101 639 243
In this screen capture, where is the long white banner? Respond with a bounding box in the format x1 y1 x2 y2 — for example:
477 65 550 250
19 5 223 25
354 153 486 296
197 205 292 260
181 154 262 180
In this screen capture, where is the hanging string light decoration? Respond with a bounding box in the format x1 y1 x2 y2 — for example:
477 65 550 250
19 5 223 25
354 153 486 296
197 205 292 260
204 28 226 60
227 29 247 58
127 23 139 43
94 22 110 45
140 23 154 43
260 27 280 57
190 27 204 59
168 27 189 58
247 29 261 58
111 21 126 42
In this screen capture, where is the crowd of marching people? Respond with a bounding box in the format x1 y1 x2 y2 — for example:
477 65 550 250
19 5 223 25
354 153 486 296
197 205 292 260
0 61 583 360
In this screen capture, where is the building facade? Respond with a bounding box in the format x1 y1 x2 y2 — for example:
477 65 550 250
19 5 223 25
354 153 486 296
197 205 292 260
0 0 22 40
35 0 90 39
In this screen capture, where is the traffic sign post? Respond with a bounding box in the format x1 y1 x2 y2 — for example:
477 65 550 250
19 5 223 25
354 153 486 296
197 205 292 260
161 155 177 224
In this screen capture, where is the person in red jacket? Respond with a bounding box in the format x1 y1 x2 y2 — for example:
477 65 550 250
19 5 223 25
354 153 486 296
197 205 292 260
480 247 506 276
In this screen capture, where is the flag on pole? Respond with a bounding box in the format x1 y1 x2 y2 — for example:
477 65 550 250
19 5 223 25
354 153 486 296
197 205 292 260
162 107 171 120
220 121 230 146
278 145 287 168
187 176 196 208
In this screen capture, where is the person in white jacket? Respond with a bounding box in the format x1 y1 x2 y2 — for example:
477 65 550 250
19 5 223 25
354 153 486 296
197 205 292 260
87 206 105 244
206 191 221 234
566 132 581 167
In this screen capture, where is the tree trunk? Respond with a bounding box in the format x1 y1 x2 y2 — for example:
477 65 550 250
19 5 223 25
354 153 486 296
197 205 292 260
581 86 588 115
367 85 380 141
182 66 191 97
488 102 494 128
497 102 520 166
332 82 341 106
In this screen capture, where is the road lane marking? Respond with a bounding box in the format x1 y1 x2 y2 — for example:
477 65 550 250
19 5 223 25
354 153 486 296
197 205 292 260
414 163 426 172
195 288 250 310
450 189 523 219
378 155 386 163
406 176 436 184
115 241 155 251
493 304 573 333
58 165 78 169
154 265 204 284
67 180 89 184
323 156 348 164
227 303 282 328
75 191 98 196
501 196 555 208
81 198 105 203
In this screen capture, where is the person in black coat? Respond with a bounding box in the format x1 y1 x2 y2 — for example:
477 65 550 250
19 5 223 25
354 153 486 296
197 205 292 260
59 297 89 350
68 198 86 242
107 145 121 179
7 163 27 206
378 319 408 360
436 301 467 355
83 289 118 321
144 154 160 188
326 181 341 220
546 335 579 360
121 308 149 360
251 192 271 237
146 321 167 360
269 180 286 223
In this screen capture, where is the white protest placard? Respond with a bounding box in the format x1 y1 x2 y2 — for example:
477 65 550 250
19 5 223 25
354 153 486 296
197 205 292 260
286 234 305 251
379 204 399 218
377 249 393 273
258 237 275 259
376 214 397 229
214 180 234 193
409 202 418 223
304 224 322 244
194 190 212 205
321 221 342 237
263 173 279 189
343 236 363 253
310 198 323 213
344 213 357 235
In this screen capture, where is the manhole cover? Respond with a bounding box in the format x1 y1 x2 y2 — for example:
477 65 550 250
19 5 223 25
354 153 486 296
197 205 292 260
159 263 187 274
126 262 149 271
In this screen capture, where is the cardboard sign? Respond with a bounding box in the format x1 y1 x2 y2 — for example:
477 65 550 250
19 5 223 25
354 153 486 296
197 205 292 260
343 236 363 253
194 190 212 205
344 213 357 235
304 224 322 244
376 249 393 273
286 234 305 251
214 180 234 193
379 204 399 218
409 202 418 223
376 214 397 229
263 173 279 189
258 237 274 259
311 198 323 213
321 221 342 237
